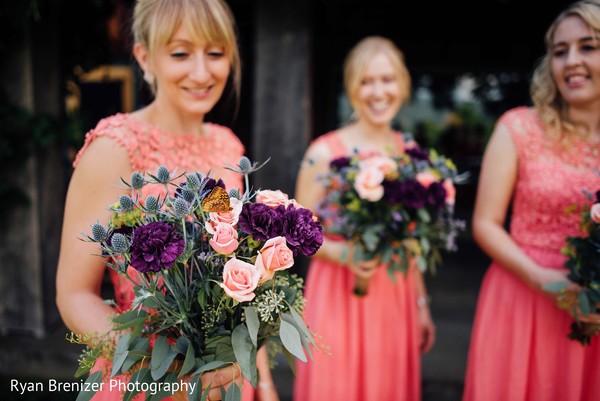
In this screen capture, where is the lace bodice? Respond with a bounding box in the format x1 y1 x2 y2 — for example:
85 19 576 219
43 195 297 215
505 107 600 251
73 113 245 309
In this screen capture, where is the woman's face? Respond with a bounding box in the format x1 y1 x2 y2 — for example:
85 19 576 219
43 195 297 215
551 15 600 108
149 23 231 118
352 52 403 127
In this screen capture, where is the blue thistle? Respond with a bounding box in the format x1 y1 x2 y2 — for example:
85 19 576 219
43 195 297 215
181 189 195 203
156 166 170 183
119 195 134 212
186 174 201 191
238 156 252 172
173 197 191 217
131 172 144 190
145 195 159 213
229 188 241 199
91 223 108 242
111 233 129 253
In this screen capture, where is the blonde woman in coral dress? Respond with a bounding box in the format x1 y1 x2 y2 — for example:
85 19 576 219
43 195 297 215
56 1 276 400
294 36 435 401
463 2 600 400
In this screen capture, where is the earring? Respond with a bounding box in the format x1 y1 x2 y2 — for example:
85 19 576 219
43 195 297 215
143 70 154 85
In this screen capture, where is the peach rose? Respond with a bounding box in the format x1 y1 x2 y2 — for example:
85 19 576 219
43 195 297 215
255 236 294 284
360 156 397 177
443 179 456 206
209 222 239 255
416 171 438 188
256 189 289 208
354 166 385 201
205 198 243 234
220 258 261 302
591 203 600 224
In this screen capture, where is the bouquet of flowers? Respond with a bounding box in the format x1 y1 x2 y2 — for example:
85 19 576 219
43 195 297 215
71 157 323 401
317 143 464 296
551 190 600 345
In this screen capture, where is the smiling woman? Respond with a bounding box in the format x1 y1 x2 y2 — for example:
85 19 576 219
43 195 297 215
55 1 277 401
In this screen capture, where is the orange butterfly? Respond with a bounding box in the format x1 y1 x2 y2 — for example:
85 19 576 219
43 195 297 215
201 186 232 213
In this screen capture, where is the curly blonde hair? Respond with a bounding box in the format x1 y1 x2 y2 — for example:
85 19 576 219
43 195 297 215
531 0 600 139
132 0 240 98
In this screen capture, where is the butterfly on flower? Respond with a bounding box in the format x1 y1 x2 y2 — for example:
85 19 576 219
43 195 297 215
202 185 232 213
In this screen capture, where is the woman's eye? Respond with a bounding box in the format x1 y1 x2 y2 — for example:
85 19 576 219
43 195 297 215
582 44 598 52
207 50 225 58
171 52 188 59
552 49 566 57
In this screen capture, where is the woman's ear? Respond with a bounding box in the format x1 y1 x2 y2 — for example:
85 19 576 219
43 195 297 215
133 43 151 75
133 43 155 87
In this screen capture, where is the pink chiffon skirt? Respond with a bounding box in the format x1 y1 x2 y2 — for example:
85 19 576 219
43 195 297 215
89 357 254 401
463 245 600 401
294 256 420 401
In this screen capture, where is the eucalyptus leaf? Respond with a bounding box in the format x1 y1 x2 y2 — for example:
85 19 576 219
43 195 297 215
280 319 307 362
579 291 593 315
123 368 152 401
417 208 431 223
287 308 315 346
224 382 242 401
244 306 260 347
75 371 103 401
148 372 178 401
151 336 178 380
543 282 569 293
191 360 230 375
179 343 196 378
232 324 257 387
111 333 131 377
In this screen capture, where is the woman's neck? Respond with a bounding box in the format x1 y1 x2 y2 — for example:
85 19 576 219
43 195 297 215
138 99 206 136
566 102 600 139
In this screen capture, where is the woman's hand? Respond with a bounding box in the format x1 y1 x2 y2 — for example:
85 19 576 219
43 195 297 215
200 364 244 401
417 303 435 354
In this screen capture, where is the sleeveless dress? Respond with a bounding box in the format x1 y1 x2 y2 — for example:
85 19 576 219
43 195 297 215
72 113 254 401
462 107 600 401
294 130 421 401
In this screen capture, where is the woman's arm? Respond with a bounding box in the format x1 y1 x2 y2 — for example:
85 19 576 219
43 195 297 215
56 136 132 337
472 122 570 293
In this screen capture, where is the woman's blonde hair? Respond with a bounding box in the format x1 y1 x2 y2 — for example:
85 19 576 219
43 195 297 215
132 0 240 98
531 0 600 139
343 36 411 116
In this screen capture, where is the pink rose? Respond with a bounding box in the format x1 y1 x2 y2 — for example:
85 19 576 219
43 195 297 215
256 190 289 208
591 203 600 224
209 222 239 254
354 166 385 201
443 179 456 206
416 171 438 188
360 156 397 176
220 258 261 302
255 236 294 284
205 198 243 234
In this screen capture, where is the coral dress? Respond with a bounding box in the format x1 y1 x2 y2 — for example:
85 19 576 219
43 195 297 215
294 130 421 401
463 107 600 401
73 114 254 401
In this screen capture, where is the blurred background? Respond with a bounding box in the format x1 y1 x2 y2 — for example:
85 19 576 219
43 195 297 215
0 0 575 400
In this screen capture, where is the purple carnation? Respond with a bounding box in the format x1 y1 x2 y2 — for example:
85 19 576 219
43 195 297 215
238 203 278 241
330 157 352 171
130 222 185 273
202 177 226 193
427 182 447 210
281 205 324 256
383 179 427 210
406 146 430 162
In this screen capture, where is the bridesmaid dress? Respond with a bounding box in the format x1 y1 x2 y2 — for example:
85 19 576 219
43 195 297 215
463 107 600 401
72 113 254 401
294 130 421 401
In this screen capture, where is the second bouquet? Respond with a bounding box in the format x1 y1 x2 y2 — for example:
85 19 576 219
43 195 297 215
73 158 323 401
317 144 464 296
